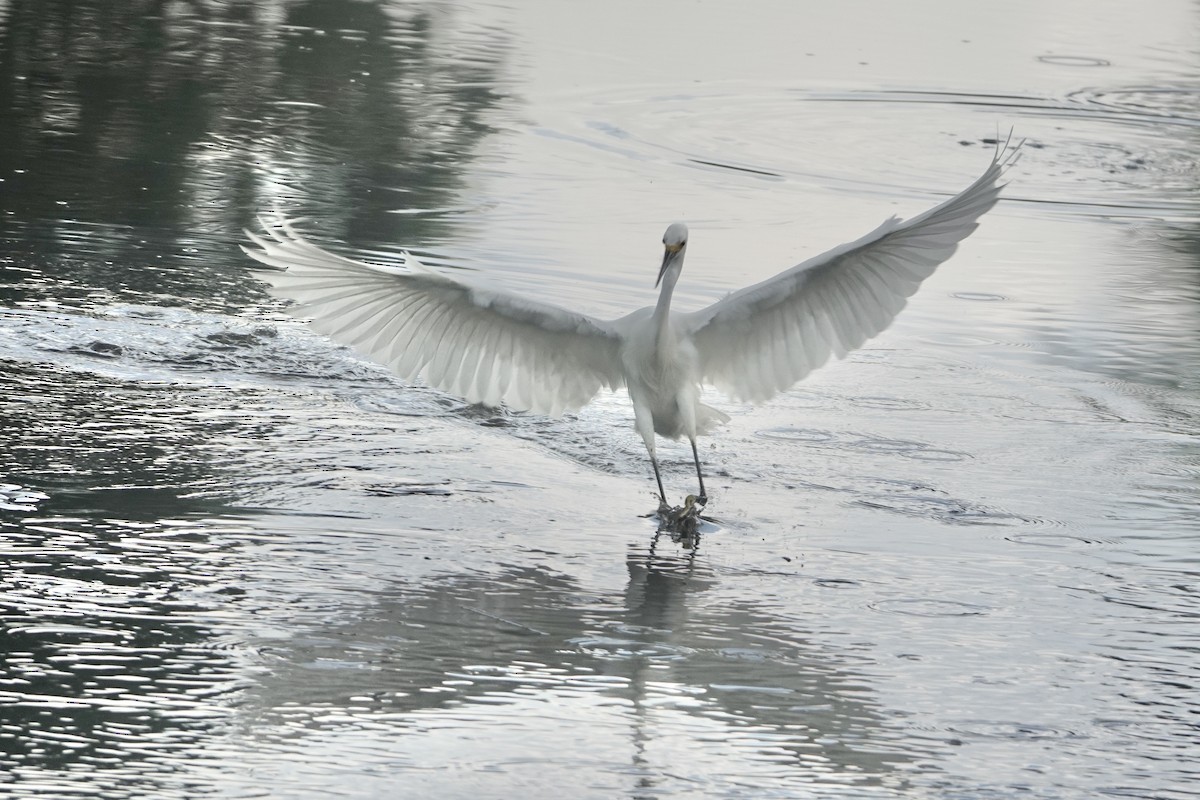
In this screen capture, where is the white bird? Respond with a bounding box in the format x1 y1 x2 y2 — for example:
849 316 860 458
243 141 1018 508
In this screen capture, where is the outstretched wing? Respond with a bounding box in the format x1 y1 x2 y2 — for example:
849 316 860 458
243 217 625 416
685 141 1019 403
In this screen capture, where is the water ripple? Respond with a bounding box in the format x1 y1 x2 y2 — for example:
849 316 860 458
756 427 971 463
869 599 990 617
542 82 1200 222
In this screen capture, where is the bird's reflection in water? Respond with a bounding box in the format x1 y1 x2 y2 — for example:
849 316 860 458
623 526 707 788
626 530 704 623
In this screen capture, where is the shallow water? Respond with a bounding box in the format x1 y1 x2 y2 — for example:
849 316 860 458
1 1 1198 798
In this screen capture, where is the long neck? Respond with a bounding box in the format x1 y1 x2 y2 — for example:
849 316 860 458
653 262 682 358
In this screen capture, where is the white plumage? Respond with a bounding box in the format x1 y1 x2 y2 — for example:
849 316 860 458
243 141 1018 507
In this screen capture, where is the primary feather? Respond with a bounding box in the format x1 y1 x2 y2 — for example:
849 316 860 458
686 143 1017 402
243 219 625 417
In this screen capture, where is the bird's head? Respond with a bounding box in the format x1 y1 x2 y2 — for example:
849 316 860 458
657 222 689 288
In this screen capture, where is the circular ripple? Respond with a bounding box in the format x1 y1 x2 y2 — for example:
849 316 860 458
755 427 834 443
853 437 924 453
778 392 830 410
870 598 989 617
851 437 971 462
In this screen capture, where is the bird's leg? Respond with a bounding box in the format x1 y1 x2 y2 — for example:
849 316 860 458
634 403 669 511
650 451 669 511
690 438 707 506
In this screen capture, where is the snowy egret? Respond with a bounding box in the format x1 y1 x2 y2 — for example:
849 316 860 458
244 140 1018 508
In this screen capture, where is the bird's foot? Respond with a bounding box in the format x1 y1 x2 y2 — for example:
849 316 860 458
662 495 699 521
656 494 702 544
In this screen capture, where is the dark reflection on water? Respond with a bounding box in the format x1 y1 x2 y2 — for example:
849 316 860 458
0 357 258 796
0 517 247 796
0 3 511 794
1 361 246 509
0 0 508 310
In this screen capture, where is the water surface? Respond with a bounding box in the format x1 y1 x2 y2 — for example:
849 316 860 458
1 1 1198 798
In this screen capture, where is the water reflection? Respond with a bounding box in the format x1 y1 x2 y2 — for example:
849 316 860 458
0 356 259 794
0 0 510 309
233 541 911 794
0 506 256 798
1 360 250 507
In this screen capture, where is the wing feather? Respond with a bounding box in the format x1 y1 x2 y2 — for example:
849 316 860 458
686 141 1019 403
243 216 625 415
445 314 483 396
